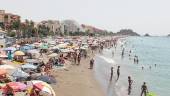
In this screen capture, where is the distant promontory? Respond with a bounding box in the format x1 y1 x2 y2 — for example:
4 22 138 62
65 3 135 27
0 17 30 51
144 33 150 36
113 29 140 36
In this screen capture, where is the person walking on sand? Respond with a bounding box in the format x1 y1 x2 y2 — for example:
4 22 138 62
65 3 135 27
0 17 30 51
141 82 148 96
128 76 133 95
110 67 114 81
90 58 94 69
116 66 120 81
77 53 81 65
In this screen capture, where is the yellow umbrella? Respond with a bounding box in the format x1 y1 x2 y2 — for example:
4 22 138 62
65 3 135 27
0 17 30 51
14 51 25 56
66 45 76 49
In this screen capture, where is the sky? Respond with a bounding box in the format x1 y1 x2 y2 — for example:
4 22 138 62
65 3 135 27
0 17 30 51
0 0 170 36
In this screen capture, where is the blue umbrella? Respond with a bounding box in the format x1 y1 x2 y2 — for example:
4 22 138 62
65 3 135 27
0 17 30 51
36 75 57 84
20 45 32 52
11 69 29 78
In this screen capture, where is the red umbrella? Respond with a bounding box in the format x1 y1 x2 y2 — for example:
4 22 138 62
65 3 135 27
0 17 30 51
6 82 27 92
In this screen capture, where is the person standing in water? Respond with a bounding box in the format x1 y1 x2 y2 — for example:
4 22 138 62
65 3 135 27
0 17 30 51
142 66 144 70
110 67 114 81
89 58 94 69
155 64 157 67
141 82 148 96
128 76 133 95
116 66 120 81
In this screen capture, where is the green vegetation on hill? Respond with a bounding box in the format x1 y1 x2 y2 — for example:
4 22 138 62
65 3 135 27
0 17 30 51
114 29 140 36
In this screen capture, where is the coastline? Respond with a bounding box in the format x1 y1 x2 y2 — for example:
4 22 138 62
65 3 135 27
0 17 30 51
52 51 105 96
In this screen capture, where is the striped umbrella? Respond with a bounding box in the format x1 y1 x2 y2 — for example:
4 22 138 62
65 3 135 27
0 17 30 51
31 80 56 96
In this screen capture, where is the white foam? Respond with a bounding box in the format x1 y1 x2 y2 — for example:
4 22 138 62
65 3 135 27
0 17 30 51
116 85 129 96
98 55 116 65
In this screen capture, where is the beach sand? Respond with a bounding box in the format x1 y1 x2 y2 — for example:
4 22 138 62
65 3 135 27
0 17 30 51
51 52 105 96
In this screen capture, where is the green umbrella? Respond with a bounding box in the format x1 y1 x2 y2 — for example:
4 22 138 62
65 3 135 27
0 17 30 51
41 44 49 49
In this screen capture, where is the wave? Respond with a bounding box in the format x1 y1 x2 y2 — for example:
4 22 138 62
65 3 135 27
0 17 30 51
98 55 115 65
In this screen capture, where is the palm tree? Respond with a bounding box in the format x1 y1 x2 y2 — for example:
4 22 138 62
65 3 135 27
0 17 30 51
12 20 21 38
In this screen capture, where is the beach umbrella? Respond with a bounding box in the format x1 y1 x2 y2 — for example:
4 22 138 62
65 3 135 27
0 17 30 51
11 69 29 78
34 42 40 45
41 45 48 49
52 46 59 50
0 54 7 58
12 44 20 48
31 80 56 96
0 69 7 76
4 47 16 52
20 45 32 52
6 82 27 92
14 51 25 56
36 75 57 84
56 43 67 48
33 42 42 47
0 64 15 70
21 63 37 69
26 59 40 63
27 49 39 54
48 53 58 57
22 45 31 50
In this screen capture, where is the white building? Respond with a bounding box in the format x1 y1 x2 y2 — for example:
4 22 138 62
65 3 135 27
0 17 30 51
38 20 61 34
61 20 84 34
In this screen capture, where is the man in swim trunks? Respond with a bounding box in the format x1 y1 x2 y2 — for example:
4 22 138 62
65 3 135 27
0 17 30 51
141 82 148 96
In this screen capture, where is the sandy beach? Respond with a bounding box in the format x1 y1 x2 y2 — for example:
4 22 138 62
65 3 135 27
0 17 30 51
52 52 105 96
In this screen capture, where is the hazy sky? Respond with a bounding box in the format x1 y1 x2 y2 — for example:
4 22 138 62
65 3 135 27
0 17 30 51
0 0 170 36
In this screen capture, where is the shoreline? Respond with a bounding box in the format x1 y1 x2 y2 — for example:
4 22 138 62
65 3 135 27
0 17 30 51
52 51 105 96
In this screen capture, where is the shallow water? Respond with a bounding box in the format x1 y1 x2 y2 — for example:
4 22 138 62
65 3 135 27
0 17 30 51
94 36 170 96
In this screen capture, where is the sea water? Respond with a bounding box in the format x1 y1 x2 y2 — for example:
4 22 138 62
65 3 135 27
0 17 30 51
94 36 170 96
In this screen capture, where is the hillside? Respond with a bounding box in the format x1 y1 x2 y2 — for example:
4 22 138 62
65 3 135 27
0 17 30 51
114 29 140 36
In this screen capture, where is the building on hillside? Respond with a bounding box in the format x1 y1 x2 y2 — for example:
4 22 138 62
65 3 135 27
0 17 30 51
38 20 61 34
0 10 20 29
61 20 84 34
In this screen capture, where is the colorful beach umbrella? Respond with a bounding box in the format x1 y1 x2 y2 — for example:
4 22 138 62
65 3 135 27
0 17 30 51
0 69 7 76
11 69 29 78
27 49 39 54
0 64 15 70
4 47 16 52
31 80 56 96
6 82 27 92
14 51 25 56
48 53 58 57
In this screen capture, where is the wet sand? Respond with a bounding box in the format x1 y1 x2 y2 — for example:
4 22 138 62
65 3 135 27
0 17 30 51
52 52 105 96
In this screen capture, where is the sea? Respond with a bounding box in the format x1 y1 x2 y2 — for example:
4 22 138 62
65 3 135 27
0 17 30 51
94 36 170 96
